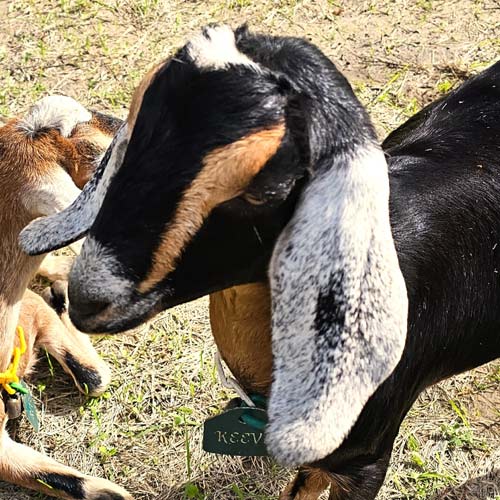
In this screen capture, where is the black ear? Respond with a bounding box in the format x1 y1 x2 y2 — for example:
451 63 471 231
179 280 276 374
240 86 311 208
19 123 129 255
234 23 250 43
265 76 408 466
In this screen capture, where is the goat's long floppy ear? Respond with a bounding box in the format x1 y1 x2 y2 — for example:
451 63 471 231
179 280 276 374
266 96 408 466
19 123 128 255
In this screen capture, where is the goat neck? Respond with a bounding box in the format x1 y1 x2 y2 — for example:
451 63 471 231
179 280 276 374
0 128 45 369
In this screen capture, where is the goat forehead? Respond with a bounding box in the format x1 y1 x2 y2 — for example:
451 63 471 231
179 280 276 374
127 25 260 133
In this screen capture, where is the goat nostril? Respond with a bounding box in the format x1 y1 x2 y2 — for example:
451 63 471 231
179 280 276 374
68 289 111 319
82 299 109 317
68 295 111 332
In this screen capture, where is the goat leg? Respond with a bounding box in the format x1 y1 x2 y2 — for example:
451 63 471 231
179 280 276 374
280 453 391 500
22 285 111 396
38 253 75 282
280 467 332 499
0 403 131 499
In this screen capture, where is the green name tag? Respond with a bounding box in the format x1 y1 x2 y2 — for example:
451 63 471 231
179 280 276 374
203 399 268 457
20 381 40 432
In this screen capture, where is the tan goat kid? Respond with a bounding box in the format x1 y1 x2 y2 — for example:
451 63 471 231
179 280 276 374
0 96 131 499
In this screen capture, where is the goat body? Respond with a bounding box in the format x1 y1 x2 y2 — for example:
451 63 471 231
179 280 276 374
0 99 131 499
213 58 500 498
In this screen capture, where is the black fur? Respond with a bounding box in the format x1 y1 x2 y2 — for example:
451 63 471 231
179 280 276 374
46 282 67 315
36 473 85 498
93 493 126 500
314 271 349 363
35 474 126 500
90 111 123 135
315 60 500 495
64 352 102 393
67 26 500 499
69 28 372 332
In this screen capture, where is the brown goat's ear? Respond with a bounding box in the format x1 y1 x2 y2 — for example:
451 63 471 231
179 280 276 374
266 137 408 466
61 113 123 189
50 134 91 190
63 152 95 190
19 123 129 255
62 121 117 189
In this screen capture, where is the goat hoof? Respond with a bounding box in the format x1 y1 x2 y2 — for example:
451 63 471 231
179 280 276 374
38 473 133 500
83 476 133 500
42 280 68 315
63 350 112 397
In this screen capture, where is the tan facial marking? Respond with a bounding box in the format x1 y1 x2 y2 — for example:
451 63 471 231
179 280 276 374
127 62 163 134
138 123 285 293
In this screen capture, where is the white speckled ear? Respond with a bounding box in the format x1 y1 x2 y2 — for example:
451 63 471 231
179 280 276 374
267 143 408 466
19 123 128 256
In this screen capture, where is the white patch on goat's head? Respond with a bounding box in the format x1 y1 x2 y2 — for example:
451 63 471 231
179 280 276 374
18 95 92 137
187 25 260 71
267 143 408 466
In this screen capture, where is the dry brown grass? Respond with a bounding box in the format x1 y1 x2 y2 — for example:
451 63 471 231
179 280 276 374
0 1 499 499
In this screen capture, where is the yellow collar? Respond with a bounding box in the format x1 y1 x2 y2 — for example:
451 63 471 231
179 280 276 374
0 326 26 395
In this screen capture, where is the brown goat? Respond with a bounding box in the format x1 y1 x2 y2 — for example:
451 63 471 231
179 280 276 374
0 96 131 499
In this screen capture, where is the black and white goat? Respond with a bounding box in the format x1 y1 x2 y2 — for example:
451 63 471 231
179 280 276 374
20 25 500 500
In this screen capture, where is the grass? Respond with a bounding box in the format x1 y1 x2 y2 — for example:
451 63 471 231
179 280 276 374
1 0 499 499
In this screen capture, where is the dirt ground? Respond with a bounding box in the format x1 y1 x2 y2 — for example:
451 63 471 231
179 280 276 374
0 1 499 499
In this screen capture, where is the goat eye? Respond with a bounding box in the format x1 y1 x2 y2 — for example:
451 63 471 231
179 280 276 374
242 193 266 206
